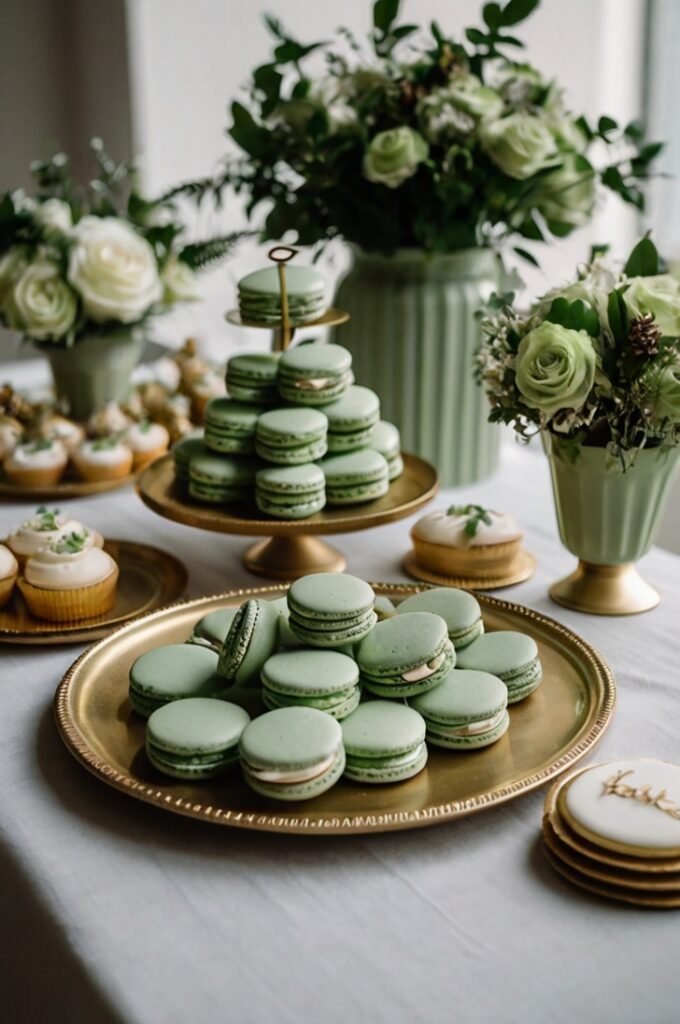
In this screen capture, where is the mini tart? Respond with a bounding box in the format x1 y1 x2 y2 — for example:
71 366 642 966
18 541 118 622
0 544 19 608
72 438 134 482
3 439 68 487
125 421 170 470
411 506 523 580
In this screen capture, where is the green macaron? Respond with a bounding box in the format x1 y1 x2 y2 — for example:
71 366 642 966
226 352 281 405
287 572 376 647
239 706 345 801
455 631 542 703
341 701 428 784
186 607 238 651
355 611 455 698
396 588 483 649
255 463 326 519
238 266 326 326
322 385 380 452
129 644 225 718
146 697 250 779
255 407 328 465
189 453 256 504
204 397 261 455
409 669 509 750
172 432 208 485
318 449 389 505
369 420 404 480
278 343 353 406
218 598 281 687
261 649 360 719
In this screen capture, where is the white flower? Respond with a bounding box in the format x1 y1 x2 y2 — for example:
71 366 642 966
535 155 596 227
623 274 680 337
34 198 73 234
161 255 198 302
480 112 558 180
363 127 428 189
445 74 504 121
6 260 77 341
67 216 162 324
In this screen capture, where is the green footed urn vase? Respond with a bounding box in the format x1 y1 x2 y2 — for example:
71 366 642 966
43 329 144 421
333 248 500 486
545 436 680 615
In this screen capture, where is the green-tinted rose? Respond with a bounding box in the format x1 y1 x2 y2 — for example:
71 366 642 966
446 73 504 120
6 260 77 341
515 321 597 418
623 274 680 337
535 156 596 227
480 112 558 180
363 127 428 189
651 364 680 422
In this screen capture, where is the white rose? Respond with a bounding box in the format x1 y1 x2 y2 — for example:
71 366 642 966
445 74 504 121
535 155 596 227
34 198 73 234
67 216 162 324
363 127 429 189
480 113 558 180
623 274 680 337
162 255 198 302
6 260 77 341
0 248 27 304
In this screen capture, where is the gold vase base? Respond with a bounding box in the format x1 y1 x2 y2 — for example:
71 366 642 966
549 560 660 616
243 536 346 581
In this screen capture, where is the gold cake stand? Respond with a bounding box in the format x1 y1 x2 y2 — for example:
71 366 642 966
137 453 438 579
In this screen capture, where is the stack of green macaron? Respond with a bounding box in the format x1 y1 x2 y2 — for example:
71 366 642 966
131 576 543 802
238 266 326 325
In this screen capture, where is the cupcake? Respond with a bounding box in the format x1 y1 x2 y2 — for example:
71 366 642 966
0 415 23 460
0 544 18 608
186 370 226 424
125 421 170 471
87 402 132 438
7 507 104 568
411 505 523 579
18 531 118 622
3 438 68 487
72 437 134 482
37 414 85 454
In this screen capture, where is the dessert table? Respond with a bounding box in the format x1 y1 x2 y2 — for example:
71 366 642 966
2 441 679 1024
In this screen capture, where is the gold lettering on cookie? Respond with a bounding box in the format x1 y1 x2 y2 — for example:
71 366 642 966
601 769 680 822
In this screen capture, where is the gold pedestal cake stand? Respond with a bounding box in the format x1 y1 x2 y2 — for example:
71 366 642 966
137 453 438 580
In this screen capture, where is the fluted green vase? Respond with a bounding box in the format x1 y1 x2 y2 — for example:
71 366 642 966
333 248 500 486
545 435 680 614
43 329 144 421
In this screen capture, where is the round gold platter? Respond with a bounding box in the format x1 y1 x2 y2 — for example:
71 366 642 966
54 583 616 835
0 540 187 645
138 453 439 579
403 548 537 591
0 467 136 500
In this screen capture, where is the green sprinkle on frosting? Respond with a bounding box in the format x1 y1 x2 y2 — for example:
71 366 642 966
92 436 119 451
447 503 493 538
50 530 89 554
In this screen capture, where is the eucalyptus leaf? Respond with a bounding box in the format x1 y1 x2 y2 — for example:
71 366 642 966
623 237 659 278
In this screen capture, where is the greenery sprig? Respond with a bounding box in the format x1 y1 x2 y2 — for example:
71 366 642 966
447 503 493 536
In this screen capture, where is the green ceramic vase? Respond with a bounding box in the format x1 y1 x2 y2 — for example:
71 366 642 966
43 329 144 421
333 248 500 486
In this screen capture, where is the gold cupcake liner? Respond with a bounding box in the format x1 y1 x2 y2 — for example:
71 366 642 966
410 535 522 579
131 446 168 472
72 457 133 483
17 565 119 622
0 572 17 608
4 465 67 488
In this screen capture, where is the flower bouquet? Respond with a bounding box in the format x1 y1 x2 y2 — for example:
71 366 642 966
0 140 241 419
477 237 680 613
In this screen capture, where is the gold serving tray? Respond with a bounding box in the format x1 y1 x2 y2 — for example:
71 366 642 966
0 467 136 500
137 453 439 579
403 549 537 591
0 540 187 645
54 583 616 834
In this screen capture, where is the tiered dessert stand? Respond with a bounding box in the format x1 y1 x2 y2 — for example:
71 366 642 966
138 247 439 580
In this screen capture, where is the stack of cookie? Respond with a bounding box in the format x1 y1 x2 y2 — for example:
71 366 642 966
542 759 680 908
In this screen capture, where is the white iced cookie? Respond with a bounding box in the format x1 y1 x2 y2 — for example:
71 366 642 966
25 535 116 590
0 416 22 460
560 760 680 858
412 506 523 548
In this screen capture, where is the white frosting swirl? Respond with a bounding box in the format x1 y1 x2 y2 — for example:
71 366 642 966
8 514 100 558
6 440 68 470
125 422 169 452
413 508 523 548
25 545 116 590
42 416 84 450
0 544 18 579
75 440 132 467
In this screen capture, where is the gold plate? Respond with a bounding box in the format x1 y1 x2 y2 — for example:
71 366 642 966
542 843 680 909
544 803 680 874
0 540 187 645
54 584 615 834
0 468 136 500
226 307 350 330
403 548 537 591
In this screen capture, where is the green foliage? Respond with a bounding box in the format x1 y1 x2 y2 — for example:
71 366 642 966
447 503 493 536
624 236 659 277
544 297 599 336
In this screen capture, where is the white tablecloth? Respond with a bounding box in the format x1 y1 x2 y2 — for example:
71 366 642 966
2 443 680 1024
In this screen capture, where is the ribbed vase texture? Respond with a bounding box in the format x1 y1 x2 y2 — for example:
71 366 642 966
45 330 144 420
333 249 499 486
546 438 680 564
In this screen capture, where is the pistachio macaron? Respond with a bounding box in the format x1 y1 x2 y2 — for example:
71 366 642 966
255 407 328 465
287 572 376 648
129 644 225 718
186 607 238 651
226 352 280 405
189 453 256 503
218 598 281 687
369 420 404 480
455 631 542 703
278 343 353 405
261 649 360 719
396 587 483 649
409 669 509 749
355 611 455 698
239 706 345 801
322 385 380 452
318 449 389 505
204 397 261 455
238 266 326 326
255 463 326 519
341 701 428 784
172 432 208 486
146 697 250 779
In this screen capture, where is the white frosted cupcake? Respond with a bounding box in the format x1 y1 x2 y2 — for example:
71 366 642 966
125 421 170 471
18 532 118 621
0 544 18 608
3 438 68 487
7 507 104 568
411 505 523 579
87 402 132 438
72 437 134 482
38 414 85 454
0 416 23 460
